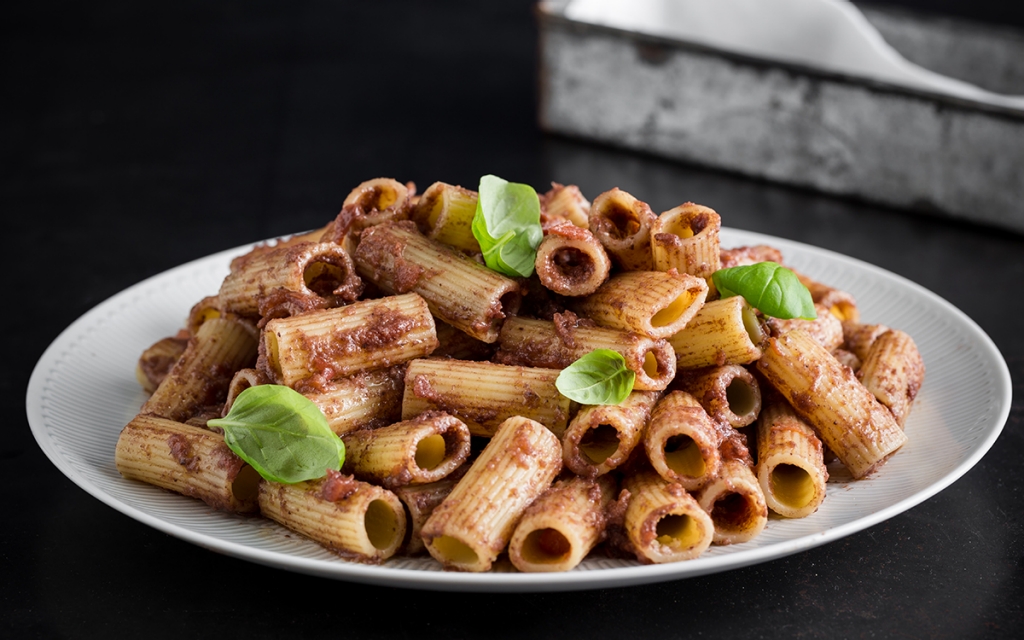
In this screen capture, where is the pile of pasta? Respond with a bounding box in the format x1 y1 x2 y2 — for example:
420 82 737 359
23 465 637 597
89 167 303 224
115 177 924 572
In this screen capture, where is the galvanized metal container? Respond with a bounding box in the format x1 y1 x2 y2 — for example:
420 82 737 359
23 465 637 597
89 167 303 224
537 1 1024 232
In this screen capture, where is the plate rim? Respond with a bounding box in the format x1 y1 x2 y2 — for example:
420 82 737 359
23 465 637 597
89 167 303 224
26 227 1013 592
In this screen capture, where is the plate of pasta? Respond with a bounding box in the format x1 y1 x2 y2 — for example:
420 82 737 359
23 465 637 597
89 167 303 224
26 180 1011 591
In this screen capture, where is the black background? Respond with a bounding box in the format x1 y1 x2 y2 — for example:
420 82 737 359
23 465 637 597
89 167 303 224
5 2 1023 638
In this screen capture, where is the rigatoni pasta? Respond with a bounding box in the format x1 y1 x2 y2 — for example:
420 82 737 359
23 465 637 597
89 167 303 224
574 270 708 340
756 396 828 518
401 358 570 437
341 411 471 488
756 328 908 479
534 222 611 296
115 414 260 513
353 221 521 343
643 390 723 491
258 470 406 564
421 416 562 572
588 187 656 271
259 292 438 387
650 203 722 282
494 314 676 391
508 475 616 572
118 175 926 574
622 466 715 563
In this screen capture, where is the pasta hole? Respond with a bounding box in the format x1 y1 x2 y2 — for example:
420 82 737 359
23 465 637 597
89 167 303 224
651 292 696 328
553 247 594 282
200 308 221 324
521 528 572 564
498 290 522 320
642 350 660 378
664 435 705 478
665 218 695 239
710 492 756 532
364 499 401 550
605 205 640 239
303 261 346 297
830 302 856 321
264 332 281 374
432 535 479 566
771 464 815 509
741 305 766 345
419 184 445 228
579 424 620 465
414 434 447 471
230 464 260 504
358 185 396 212
725 379 757 417
655 514 701 549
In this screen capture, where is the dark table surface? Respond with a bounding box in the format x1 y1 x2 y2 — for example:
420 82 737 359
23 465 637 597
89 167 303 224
6 2 1022 638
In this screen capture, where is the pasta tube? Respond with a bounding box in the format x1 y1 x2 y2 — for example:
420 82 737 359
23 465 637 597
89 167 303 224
622 467 714 563
562 391 660 477
534 223 611 297
115 414 260 513
508 475 616 572
326 177 413 245
719 244 784 269
409 181 480 253
697 459 768 545
841 321 890 361
856 329 925 428
494 314 676 391
668 296 766 369
588 187 656 271
756 396 828 518
341 411 471 488
217 242 362 318
650 203 722 282
300 367 406 436
259 471 406 564
421 416 562 572
402 358 570 437
574 270 708 340
259 292 438 388
539 182 590 228
674 364 762 428
186 295 223 335
769 304 844 352
756 329 908 479
643 391 723 491
135 335 188 394
393 467 466 556
142 316 259 422
222 367 271 412
353 221 522 343
223 367 405 437
794 269 860 322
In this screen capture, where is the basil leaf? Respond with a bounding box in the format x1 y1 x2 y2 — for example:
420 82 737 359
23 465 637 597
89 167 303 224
208 385 344 484
471 174 543 277
712 261 817 320
555 349 636 405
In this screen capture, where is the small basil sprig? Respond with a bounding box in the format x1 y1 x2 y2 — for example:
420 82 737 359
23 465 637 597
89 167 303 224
208 385 344 484
712 261 816 320
555 349 635 405
471 174 543 278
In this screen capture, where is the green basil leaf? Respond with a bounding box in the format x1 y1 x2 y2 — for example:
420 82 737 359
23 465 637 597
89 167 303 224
711 261 817 320
208 385 344 484
555 349 636 405
471 174 543 277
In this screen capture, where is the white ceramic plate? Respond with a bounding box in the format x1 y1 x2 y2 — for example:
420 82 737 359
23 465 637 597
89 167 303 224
27 228 1011 592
